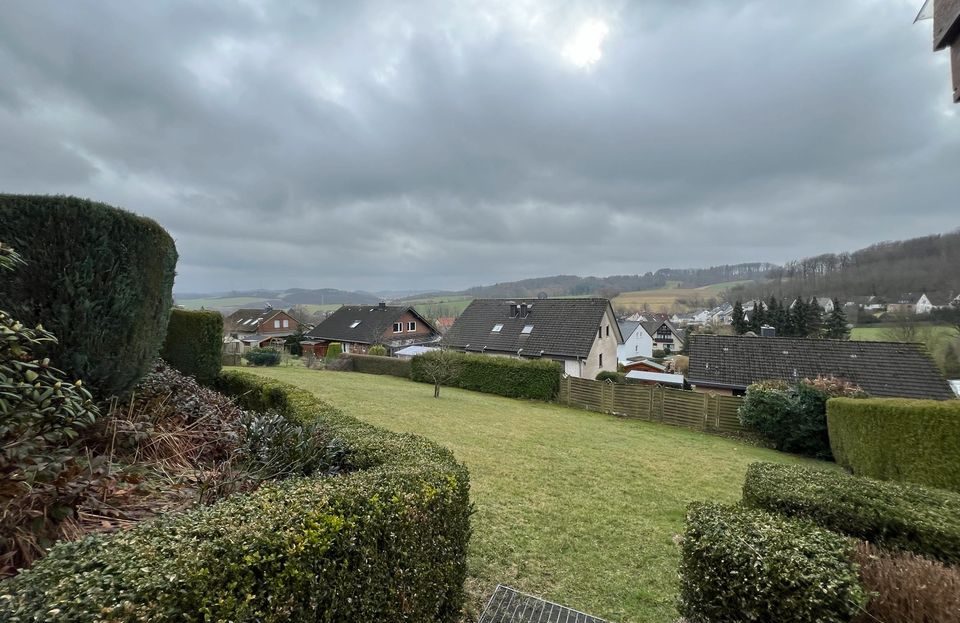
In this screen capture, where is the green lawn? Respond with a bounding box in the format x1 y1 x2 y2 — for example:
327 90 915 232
239 367 825 623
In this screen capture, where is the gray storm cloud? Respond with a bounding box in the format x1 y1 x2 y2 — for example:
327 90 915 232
1 0 957 292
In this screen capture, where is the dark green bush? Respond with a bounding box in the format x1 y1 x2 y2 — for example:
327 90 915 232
243 347 281 367
343 353 411 378
739 377 865 459
0 195 177 398
0 372 471 622
595 370 626 383
411 352 560 401
742 462 960 565
828 397 960 492
161 309 223 383
679 502 865 623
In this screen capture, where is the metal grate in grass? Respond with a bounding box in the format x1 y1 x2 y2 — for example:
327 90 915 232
478 585 609 623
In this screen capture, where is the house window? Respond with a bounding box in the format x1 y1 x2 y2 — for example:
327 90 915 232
492 324 504 332
408 321 416 331
598 327 602 339
606 326 609 337
599 353 603 367
274 320 280 329
521 325 533 334
282 319 289 328
393 322 403 333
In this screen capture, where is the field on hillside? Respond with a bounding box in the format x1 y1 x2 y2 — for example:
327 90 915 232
239 366 824 623
851 324 957 364
613 281 752 314
176 296 271 309
400 295 474 319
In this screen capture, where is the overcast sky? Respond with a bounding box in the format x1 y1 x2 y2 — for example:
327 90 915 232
1 1 957 294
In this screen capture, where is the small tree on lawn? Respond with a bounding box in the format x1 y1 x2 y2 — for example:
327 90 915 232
419 349 462 398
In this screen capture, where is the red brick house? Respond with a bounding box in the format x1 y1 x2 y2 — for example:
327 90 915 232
301 303 441 357
225 305 301 348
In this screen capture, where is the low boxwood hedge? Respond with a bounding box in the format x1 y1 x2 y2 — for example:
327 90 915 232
679 502 865 623
411 351 560 401
0 372 471 622
161 309 223 383
742 462 960 565
828 397 960 492
342 353 412 378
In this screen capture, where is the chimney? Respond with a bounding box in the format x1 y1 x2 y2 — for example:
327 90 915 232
520 303 528 318
760 324 776 338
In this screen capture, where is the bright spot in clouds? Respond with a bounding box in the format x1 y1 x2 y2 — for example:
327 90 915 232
562 18 609 68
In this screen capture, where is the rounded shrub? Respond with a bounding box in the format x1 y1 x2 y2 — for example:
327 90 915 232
325 342 343 360
160 309 223 384
0 195 177 398
243 348 281 367
595 370 626 383
367 344 387 357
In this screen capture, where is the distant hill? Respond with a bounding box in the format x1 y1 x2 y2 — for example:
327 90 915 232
175 288 381 311
728 229 960 304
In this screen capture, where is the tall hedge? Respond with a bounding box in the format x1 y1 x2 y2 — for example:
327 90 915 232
342 353 412 378
0 372 471 622
679 502 865 623
161 309 223 384
828 397 960 492
0 195 177 397
411 352 560 401
742 462 960 565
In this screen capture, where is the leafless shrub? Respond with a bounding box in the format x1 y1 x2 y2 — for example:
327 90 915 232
854 542 960 623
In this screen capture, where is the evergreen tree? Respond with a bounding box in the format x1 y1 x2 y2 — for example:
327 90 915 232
789 297 807 337
825 298 850 339
766 296 779 333
732 300 747 335
806 297 823 338
943 344 960 378
749 301 765 333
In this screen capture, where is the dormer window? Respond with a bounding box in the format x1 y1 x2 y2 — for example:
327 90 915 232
492 324 504 332
521 325 534 334
350 320 361 328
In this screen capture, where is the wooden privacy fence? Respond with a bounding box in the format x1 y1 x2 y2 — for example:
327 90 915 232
558 376 746 434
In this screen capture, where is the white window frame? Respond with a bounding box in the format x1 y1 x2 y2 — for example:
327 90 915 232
274 320 281 329
393 322 403 333
282 319 289 328
408 321 416 331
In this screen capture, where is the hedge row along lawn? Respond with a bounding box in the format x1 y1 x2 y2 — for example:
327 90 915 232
240 366 828 623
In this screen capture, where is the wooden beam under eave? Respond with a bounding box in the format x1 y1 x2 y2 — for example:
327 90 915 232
934 0 960 50
952 44 960 102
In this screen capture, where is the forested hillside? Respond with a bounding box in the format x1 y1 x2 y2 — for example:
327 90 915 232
728 230 960 303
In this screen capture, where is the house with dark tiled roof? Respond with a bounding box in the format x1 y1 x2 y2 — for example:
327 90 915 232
617 320 653 361
640 320 685 354
687 334 954 399
225 305 301 348
443 298 622 379
301 303 440 357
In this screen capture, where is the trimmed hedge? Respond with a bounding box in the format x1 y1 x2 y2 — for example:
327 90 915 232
0 372 471 622
679 502 865 623
0 195 177 398
411 352 560 401
742 462 960 565
828 397 960 492
342 353 411 378
161 309 223 383
243 347 282 366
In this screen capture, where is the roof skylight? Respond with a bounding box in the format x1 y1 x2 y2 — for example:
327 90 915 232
492 323 503 332
350 320 361 328
521 325 534 334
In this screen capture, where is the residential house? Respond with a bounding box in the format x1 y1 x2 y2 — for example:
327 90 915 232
887 299 917 315
621 358 668 374
687 335 954 399
225 305 301 348
915 293 937 314
301 303 440 357
443 298 622 379
617 320 654 361
642 320 685 354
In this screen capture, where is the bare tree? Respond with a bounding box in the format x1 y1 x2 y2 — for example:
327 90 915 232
418 348 463 398
882 312 932 344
